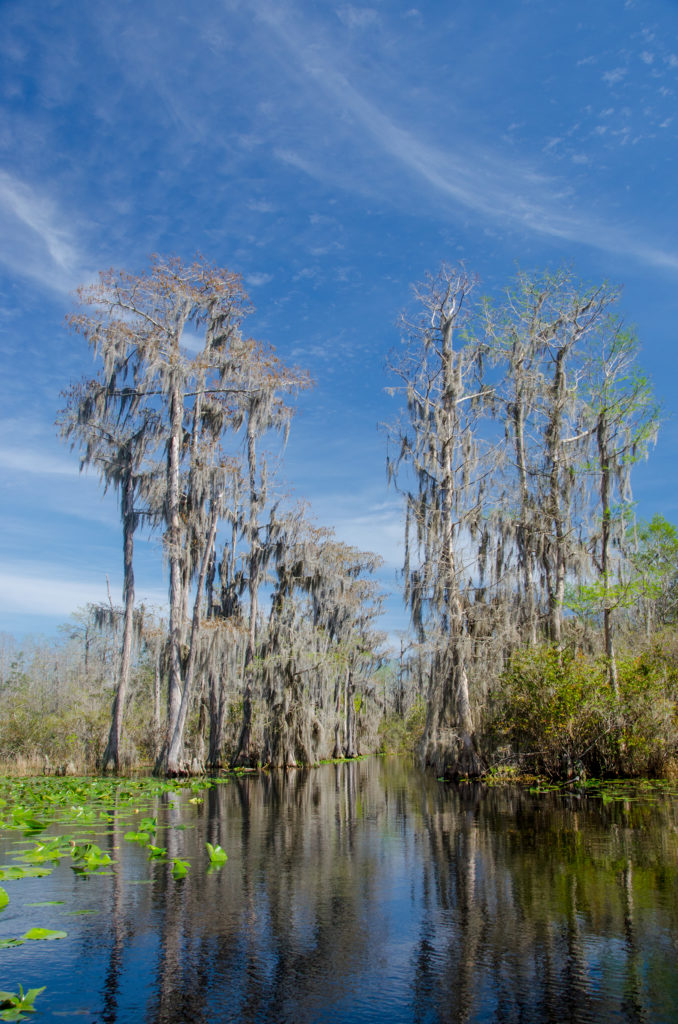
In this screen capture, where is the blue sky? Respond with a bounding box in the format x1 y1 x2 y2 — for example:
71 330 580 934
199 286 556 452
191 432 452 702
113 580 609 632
1 0 677 644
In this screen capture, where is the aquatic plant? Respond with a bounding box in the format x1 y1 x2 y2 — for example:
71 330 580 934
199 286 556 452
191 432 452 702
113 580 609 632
171 858 190 879
0 984 45 1022
205 842 228 865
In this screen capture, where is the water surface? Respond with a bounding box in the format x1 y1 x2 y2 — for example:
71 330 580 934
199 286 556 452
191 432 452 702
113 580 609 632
1 760 677 1023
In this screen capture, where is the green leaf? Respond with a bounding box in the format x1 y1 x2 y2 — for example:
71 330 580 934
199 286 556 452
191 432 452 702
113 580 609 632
205 842 228 864
171 858 190 879
20 987 45 1007
124 831 152 844
0 888 8 911
22 927 67 941
0 866 52 880
0 1008 27 1022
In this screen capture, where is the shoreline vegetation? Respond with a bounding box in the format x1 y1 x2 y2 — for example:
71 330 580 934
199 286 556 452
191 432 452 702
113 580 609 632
1 627 676 783
2 256 677 782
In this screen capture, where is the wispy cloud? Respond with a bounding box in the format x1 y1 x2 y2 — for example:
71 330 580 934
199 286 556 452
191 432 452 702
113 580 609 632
336 6 379 30
0 170 88 294
0 446 79 477
246 271 273 287
0 564 166 617
260 5 678 275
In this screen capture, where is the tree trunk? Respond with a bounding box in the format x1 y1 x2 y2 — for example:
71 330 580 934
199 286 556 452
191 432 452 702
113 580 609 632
597 414 619 696
207 669 226 769
164 504 219 773
158 381 185 771
102 466 135 772
232 425 260 768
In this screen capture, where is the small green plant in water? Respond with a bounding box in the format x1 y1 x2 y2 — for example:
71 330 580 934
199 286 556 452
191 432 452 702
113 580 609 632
171 858 190 879
124 831 153 845
0 984 45 1022
0 928 67 950
205 842 227 865
69 842 113 873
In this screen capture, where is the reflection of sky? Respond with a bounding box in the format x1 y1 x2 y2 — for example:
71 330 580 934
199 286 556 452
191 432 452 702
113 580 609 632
1 1 678 646
1 762 677 1021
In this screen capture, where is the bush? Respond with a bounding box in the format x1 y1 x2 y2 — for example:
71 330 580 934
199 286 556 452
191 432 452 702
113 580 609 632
485 642 678 778
378 698 427 755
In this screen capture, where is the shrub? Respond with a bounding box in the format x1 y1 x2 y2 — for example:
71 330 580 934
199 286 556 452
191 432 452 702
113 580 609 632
485 642 678 778
378 698 427 755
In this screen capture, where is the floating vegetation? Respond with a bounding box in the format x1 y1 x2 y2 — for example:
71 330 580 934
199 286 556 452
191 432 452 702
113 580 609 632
0 773 230 999
205 842 228 865
171 858 190 880
0 983 45 1021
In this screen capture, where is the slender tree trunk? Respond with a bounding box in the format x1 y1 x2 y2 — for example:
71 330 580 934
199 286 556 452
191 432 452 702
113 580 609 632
332 674 343 758
344 668 357 758
165 504 219 773
207 668 226 768
158 381 185 771
102 466 135 772
232 425 260 767
513 394 538 644
547 349 567 647
597 415 619 695
153 647 161 739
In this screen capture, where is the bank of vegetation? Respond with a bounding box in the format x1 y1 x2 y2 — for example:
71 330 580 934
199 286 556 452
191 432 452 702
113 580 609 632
1 257 676 780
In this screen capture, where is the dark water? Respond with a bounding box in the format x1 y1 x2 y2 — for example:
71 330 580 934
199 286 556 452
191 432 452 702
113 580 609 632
2 759 678 1023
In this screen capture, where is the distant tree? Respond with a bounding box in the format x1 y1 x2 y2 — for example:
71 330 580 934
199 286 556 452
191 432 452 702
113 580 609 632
260 509 384 767
630 515 678 632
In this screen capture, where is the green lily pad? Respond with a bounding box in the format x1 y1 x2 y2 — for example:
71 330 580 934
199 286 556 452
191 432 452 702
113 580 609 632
22 928 67 941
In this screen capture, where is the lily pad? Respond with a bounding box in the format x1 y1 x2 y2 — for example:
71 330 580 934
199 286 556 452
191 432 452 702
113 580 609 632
22 927 67 941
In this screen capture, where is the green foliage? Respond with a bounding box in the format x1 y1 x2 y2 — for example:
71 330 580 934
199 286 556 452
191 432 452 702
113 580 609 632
69 842 113 873
378 698 427 755
486 643 678 778
205 842 228 865
22 928 67 941
0 927 67 951
0 985 45 1022
171 858 190 879
146 844 166 860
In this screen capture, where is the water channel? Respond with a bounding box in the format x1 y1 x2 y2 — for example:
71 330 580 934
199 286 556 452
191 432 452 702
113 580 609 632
1 758 677 1023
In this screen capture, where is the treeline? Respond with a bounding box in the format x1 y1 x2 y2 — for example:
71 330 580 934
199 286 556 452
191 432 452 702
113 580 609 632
387 264 678 778
53 256 387 774
2 256 677 780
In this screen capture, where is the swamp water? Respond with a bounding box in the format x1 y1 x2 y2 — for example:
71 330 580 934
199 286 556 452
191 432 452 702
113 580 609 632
0 759 677 1023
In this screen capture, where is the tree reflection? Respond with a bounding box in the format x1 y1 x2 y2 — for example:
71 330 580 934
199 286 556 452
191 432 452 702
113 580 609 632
48 764 678 1023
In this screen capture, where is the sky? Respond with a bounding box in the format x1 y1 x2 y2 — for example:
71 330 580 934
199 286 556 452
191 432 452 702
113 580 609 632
1 0 677 646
